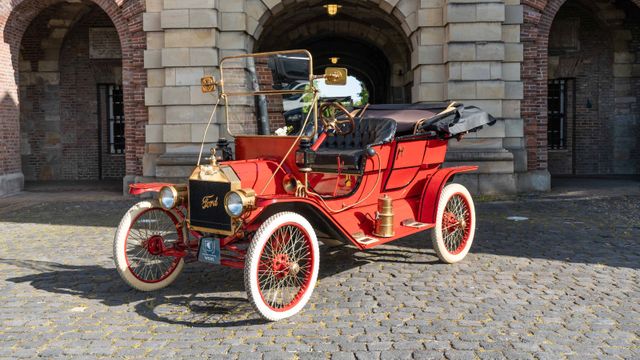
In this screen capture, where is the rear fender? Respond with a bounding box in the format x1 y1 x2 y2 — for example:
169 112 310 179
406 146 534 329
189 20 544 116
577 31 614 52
417 166 477 224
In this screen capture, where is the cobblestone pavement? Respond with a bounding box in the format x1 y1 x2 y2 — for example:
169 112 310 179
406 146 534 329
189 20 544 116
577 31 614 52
0 186 639 359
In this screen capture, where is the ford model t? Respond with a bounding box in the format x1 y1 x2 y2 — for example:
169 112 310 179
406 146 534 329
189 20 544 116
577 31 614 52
114 50 495 321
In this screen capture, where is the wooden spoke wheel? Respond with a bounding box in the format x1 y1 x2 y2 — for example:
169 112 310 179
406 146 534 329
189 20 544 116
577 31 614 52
431 183 476 263
113 200 186 291
244 212 319 321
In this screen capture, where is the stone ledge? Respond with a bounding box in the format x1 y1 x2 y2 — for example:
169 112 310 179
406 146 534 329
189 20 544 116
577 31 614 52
0 173 25 197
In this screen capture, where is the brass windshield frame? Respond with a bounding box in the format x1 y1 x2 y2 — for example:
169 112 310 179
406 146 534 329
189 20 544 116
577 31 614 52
219 49 317 138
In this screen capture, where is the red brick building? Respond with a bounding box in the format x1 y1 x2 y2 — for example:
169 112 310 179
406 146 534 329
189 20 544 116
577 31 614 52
0 0 638 196
0 0 146 194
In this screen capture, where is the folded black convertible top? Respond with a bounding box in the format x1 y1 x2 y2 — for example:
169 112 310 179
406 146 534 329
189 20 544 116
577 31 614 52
358 102 496 137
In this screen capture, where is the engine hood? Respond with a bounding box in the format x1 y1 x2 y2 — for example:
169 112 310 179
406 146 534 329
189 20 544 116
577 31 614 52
220 159 285 196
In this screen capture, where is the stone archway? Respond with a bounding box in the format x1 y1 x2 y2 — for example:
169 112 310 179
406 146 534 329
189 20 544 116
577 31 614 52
522 0 640 176
249 0 415 103
0 0 146 191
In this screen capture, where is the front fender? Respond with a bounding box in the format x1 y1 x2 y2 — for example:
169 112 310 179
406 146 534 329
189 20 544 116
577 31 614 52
417 166 477 224
128 182 176 196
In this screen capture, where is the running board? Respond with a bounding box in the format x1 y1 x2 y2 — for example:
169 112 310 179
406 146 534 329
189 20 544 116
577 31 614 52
401 219 430 228
352 232 379 245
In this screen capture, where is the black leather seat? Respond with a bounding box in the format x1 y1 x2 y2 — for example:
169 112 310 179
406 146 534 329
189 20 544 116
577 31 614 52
311 117 396 172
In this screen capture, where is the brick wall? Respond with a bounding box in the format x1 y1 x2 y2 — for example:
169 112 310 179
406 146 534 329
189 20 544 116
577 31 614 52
59 8 124 179
522 0 640 175
0 0 146 185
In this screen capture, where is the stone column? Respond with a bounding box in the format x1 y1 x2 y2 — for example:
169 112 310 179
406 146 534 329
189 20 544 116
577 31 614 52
440 0 527 194
412 0 446 103
143 0 220 179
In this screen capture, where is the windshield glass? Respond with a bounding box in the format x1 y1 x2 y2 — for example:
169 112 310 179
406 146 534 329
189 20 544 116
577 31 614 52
220 50 314 136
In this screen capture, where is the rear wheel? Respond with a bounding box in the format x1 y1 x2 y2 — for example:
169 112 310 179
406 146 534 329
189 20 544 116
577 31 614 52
113 200 185 291
244 212 319 321
431 183 476 263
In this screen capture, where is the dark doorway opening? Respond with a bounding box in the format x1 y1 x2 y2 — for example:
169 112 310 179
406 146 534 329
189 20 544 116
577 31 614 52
254 1 412 104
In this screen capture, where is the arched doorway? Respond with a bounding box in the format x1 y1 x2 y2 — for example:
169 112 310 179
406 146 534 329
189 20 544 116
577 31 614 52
19 2 125 181
546 0 640 175
18 1 124 180
523 0 640 177
1 0 146 194
254 1 413 104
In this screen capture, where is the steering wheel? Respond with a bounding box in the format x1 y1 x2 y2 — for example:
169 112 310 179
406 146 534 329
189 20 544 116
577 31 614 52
319 101 355 136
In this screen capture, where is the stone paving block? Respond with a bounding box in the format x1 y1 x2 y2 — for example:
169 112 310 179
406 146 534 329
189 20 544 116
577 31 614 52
1 185 639 359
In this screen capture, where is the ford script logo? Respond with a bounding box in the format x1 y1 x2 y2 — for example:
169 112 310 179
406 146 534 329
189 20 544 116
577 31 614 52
201 194 219 209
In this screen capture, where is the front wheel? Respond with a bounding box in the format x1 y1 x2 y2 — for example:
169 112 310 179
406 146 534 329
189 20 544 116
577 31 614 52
113 200 186 291
244 212 320 321
431 183 476 263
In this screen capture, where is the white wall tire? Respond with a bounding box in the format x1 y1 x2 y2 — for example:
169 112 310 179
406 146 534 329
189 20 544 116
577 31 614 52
431 183 476 264
244 212 320 321
113 200 185 291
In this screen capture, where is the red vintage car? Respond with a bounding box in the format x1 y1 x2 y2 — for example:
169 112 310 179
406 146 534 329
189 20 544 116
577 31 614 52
113 50 495 321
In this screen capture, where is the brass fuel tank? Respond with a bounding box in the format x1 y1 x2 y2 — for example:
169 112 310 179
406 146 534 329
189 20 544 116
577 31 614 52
373 195 394 238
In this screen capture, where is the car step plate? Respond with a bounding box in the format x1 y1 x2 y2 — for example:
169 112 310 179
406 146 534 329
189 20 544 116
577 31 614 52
352 232 378 245
401 219 429 228
198 237 220 264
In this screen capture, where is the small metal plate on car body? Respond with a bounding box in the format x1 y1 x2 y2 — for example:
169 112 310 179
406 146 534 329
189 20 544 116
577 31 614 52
401 219 429 228
198 237 220 264
352 232 378 245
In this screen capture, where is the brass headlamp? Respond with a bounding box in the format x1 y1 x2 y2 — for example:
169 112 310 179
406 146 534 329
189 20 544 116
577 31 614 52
158 185 187 210
224 188 256 217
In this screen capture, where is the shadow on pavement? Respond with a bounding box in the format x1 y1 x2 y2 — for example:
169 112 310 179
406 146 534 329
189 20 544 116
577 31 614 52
2 245 431 327
393 195 640 270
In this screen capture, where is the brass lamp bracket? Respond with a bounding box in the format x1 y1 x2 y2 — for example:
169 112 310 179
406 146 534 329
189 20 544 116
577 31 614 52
201 75 219 93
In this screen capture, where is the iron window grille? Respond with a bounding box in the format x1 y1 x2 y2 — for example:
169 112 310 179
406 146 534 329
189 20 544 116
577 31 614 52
547 79 567 150
105 84 125 154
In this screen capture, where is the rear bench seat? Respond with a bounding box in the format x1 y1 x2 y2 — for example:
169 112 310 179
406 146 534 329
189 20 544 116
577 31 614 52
311 117 396 173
